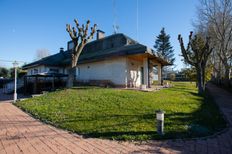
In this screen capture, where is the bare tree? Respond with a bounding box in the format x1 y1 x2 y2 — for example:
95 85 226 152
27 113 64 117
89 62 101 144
66 19 97 87
197 0 232 83
34 48 50 61
178 32 213 94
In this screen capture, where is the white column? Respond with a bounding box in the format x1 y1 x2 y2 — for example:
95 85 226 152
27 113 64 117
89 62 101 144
125 58 128 88
158 64 162 85
143 57 149 87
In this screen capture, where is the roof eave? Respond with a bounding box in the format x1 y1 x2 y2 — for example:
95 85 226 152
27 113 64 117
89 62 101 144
22 64 41 70
145 48 172 66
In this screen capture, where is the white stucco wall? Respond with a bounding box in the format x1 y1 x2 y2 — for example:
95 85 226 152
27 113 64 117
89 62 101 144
126 58 143 88
25 56 156 87
76 57 127 86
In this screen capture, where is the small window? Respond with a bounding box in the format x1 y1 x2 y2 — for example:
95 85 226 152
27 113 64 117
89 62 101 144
68 41 74 50
76 67 80 76
49 68 59 73
33 69 38 74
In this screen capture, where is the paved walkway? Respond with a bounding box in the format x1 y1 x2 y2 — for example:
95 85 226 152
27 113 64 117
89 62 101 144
0 83 232 154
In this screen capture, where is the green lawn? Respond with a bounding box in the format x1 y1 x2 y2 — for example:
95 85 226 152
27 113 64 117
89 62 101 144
16 82 226 140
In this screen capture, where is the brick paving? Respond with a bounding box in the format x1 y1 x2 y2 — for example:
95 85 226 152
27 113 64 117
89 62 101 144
0 83 232 154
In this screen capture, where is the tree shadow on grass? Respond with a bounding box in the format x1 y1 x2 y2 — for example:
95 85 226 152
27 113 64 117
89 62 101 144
83 131 157 140
71 86 102 90
168 88 198 94
78 113 196 140
78 92 226 139
54 94 226 140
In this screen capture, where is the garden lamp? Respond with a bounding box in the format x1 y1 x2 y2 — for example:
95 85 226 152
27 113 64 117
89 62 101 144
156 110 165 135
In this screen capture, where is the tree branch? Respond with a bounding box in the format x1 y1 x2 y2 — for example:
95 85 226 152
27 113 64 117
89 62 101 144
178 33 196 66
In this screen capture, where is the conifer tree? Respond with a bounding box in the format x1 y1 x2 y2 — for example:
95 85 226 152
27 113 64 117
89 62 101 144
154 28 175 64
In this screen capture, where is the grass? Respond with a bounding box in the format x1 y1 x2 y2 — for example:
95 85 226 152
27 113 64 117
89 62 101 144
16 82 226 141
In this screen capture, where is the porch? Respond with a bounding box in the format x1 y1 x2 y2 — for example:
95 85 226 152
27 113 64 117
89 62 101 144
24 73 68 94
126 52 170 89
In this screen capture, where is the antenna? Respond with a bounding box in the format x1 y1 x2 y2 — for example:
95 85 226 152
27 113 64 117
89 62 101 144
136 0 139 41
112 0 119 34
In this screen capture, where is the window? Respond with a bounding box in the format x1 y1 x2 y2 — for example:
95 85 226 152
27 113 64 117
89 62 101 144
49 68 59 73
33 69 38 74
75 67 80 80
68 41 74 50
76 67 80 76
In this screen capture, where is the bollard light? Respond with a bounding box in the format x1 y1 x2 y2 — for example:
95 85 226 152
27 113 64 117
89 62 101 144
156 110 165 135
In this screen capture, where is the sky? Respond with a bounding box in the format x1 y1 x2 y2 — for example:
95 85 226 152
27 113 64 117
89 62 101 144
0 0 199 70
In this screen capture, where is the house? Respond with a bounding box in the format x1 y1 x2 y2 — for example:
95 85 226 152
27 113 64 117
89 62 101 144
22 31 170 90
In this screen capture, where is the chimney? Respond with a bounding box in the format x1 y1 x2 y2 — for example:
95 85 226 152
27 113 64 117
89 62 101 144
60 47 64 53
97 30 105 40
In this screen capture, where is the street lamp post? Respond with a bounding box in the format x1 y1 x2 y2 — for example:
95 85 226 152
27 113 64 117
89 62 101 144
13 61 18 103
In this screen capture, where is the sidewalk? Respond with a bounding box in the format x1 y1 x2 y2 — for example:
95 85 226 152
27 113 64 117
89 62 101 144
0 83 232 154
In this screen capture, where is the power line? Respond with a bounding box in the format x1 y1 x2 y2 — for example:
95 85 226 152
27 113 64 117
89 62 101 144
0 59 26 63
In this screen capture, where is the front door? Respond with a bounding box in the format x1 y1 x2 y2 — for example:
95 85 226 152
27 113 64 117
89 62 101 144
140 67 144 84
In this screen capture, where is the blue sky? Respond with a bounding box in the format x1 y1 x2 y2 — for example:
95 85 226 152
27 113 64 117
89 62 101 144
0 0 198 69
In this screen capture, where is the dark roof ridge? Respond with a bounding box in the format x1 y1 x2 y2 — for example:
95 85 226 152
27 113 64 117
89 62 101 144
67 33 138 46
23 50 66 68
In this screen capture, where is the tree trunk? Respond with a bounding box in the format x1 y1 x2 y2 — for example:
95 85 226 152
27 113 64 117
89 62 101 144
67 67 76 88
202 66 205 88
67 54 78 88
196 68 204 95
224 67 230 87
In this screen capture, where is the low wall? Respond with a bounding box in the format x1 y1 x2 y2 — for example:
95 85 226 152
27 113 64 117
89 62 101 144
74 79 115 88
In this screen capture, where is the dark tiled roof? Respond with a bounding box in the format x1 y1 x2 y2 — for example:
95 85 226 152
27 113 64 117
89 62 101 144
22 33 170 69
